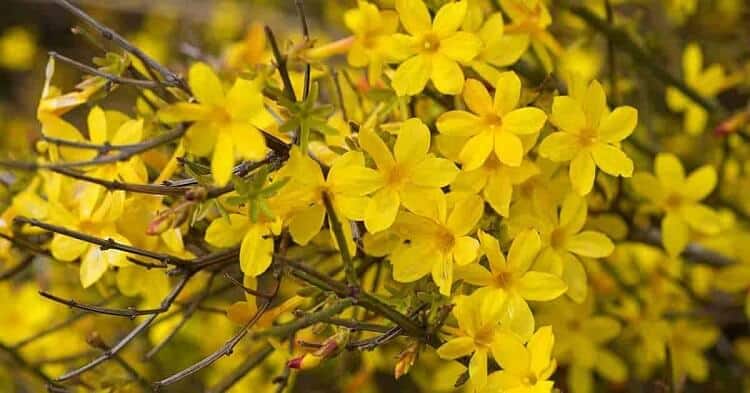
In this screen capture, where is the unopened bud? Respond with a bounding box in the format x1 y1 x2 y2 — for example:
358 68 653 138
714 110 750 137
86 331 109 351
287 353 322 370
394 342 419 380
147 213 173 236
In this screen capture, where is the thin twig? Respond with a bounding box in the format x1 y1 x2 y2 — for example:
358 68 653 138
322 193 358 286
49 51 161 88
54 273 191 381
38 291 171 319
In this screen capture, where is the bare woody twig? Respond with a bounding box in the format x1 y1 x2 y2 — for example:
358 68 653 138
49 51 161 88
53 0 188 91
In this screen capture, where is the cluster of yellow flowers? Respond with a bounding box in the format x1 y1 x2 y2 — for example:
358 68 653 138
3 0 750 392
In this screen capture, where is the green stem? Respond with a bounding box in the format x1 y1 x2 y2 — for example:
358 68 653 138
254 298 354 338
322 193 358 286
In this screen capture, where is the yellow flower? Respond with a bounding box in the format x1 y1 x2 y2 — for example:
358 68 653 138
159 62 267 186
528 193 615 303
437 73 547 169
47 190 131 288
0 26 36 71
390 192 483 296
344 1 401 84
436 290 507 389
537 297 627 393
204 213 280 277
465 12 529 84
459 229 566 339
391 0 480 95
666 43 732 135
359 118 458 232
630 153 720 256
668 320 718 384
271 147 380 250
481 326 557 393
538 78 637 195
451 154 539 217
500 0 561 72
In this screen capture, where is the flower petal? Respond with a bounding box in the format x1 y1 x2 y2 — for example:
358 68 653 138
566 231 614 258
599 106 637 143
439 32 481 63
538 132 579 162
431 54 464 95
662 212 688 257
493 131 523 167
240 226 274 276
493 71 521 114
459 130 493 171
395 0 431 36
507 228 542 273
570 152 596 195
395 118 430 164
436 111 482 137
364 188 400 233
437 336 475 360
453 236 479 266
518 271 567 301
550 96 586 132
211 131 235 186
591 143 633 177
462 78 493 115
392 54 431 96
189 62 224 106
432 0 467 36
503 107 547 135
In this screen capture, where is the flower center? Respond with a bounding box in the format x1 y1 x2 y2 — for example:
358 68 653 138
483 113 503 130
386 164 409 188
522 374 538 386
550 227 567 250
664 193 683 210
494 270 515 289
435 228 456 253
421 34 440 53
578 127 598 147
474 326 495 347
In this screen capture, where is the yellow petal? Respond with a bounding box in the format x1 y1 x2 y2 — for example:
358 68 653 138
432 0 467 36
683 165 716 201
431 54 464 95
528 326 555 377
230 123 267 161
392 54 431 96
478 230 506 272
518 271 567 301
437 336 475 360
662 212 688 257
328 165 384 196
570 152 596 195
683 43 703 81
364 188 400 232
240 226 274 276
439 31 481 63
598 106 637 143
87 106 108 144
507 228 541 273
681 204 721 234
484 173 512 217
184 121 218 157
459 130 493 170
211 131 235 186
463 78 492 115
358 128 395 170
226 78 263 122
111 119 143 146
583 80 607 128
453 235 479 266
432 254 454 296
189 62 224 106
469 349 488 390
493 131 523 167
391 243 436 282
566 231 614 258
80 246 108 288
503 107 547 135
410 156 458 187
655 153 685 190
563 254 587 303
51 234 88 261
436 111 482 136
502 293 534 340
158 103 212 123
395 0 431 36
630 173 663 203
559 193 587 234
491 331 529 375
595 350 628 383
446 194 483 236
591 143 633 177
205 214 250 247
550 96 586 132
538 132 579 162
685 105 708 135
289 205 326 246
395 118 430 164
493 71 521 114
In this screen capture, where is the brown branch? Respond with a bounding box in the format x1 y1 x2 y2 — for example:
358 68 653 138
0 255 33 281
0 125 186 171
14 217 192 267
38 291 171 319
53 0 188 92
49 51 161 88
54 273 191 382
629 227 734 266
